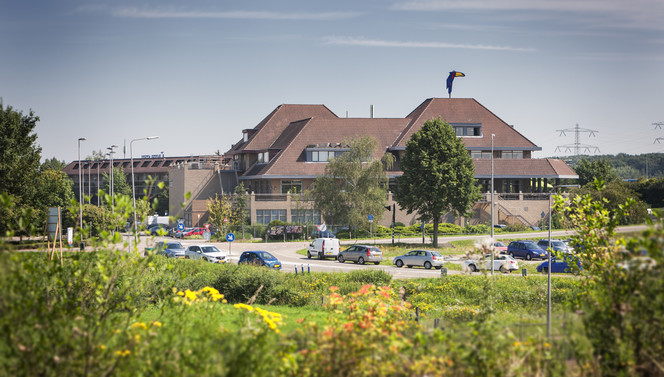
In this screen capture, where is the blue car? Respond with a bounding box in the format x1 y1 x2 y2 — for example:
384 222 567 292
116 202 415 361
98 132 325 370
238 251 282 270
507 240 548 260
537 255 582 274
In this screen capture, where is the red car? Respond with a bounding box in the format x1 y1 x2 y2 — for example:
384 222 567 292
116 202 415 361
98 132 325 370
493 241 508 253
182 227 206 238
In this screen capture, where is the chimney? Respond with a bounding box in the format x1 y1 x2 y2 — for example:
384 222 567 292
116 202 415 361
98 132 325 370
370 105 374 118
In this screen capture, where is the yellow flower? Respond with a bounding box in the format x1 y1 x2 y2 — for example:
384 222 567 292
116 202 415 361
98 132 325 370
184 289 197 301
150 321 162 328
115 349 131 357
131 322 147 330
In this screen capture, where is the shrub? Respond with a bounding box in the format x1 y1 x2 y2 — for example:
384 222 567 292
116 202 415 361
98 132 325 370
505 223 528 232
464 223 490 234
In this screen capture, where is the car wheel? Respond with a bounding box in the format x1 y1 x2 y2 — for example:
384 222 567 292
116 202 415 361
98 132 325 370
435 266 442 270
185 256 190 259
509 252 515 258
469 264 477 272
318 252 323 260
358 257 365 265
307 251 312 259
338 255 345 263
424 261 432 270
395 259 404 268
407 265 413 268
526 253 532 261
499 265 505 273
374 262 380 265
541 267 548 274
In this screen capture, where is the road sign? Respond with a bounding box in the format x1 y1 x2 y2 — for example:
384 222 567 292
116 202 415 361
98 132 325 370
368 214 374 223
223 217 229 223
226 233 235 242
177 222 185 231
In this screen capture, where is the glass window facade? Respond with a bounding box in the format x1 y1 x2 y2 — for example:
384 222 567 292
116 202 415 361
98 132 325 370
256 209 286 224
291 209 321 225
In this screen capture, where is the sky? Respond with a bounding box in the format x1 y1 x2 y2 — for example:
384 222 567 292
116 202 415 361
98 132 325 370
2 0 664 163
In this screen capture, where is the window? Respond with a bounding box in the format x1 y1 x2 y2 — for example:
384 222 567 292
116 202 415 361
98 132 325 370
471 151 492 159
281 180 302 194
501 151 523 159
256 209 286 224
307 148 349 162
451 123 482 137
291 209 321 224
257 151 269 163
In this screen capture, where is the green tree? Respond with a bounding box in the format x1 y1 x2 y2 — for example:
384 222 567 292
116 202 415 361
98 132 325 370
40 157 66 172
576 180 647 225
232 183 248 231
308 136 393 230
0 105 42 234
395 118 480 247
575 158 619 186
100 167 132 199
207 193 233 233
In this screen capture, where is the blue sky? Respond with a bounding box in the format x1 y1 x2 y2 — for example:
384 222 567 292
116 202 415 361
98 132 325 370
2 0 663 163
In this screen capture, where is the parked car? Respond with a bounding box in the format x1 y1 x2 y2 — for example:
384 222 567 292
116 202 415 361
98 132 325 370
507 240 548 260
311 229 335 238
238 251 282 269
537 239 570 253
529 225 541 231
149 223 170 236
184 244 227 263
464 254 519 273
152 241 186 258
182 227 206 238
338 245 383 265
493 241 508 253
536 255 583 274
307 238 341 260
493 224 507 229
393 250 444 269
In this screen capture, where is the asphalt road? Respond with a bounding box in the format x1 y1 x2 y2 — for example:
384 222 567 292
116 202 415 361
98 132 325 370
149 225 646 279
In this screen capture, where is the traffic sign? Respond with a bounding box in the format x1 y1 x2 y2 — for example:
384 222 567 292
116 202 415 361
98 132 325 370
177 222 185 231
368 214 374 223
223 217 229 223
226 233 235 242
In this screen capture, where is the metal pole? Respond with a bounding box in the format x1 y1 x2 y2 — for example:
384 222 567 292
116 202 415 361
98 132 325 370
491 134 495 275
78 138 86 230
107 145 118 212
97 161 100 206
88 161 91 203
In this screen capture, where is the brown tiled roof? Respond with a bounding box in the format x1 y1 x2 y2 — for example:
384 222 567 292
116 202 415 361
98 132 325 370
63 155 223 175
228 104 338 153
394 98 539 151
241 117 408 178
473 158 578 179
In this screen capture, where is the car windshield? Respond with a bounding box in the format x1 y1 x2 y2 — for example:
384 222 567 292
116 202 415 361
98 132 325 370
430 251 442 257
368 247 382 253
167 243 184 249
257 251 277 260
551 241 565 247
523 241 539 248
201 246 220 253
494 242 506 247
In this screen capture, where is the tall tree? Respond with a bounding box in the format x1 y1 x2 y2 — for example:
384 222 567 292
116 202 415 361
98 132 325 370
207 193 233 232
0 104 41 203
395 118 480 247
100 167 132 198
575 158 619 186
309 136 393 230
40 157 66 172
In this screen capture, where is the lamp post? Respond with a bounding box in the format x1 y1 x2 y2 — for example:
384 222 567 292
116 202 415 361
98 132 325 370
97 159 101 206
107 145 118 212
78 138 86 230
547 184 580 338
88 160 92 203
130 136 159 234
490 134 495 275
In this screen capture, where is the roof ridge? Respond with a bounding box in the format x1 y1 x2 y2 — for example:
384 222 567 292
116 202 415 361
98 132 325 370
262 118 314 176
393 98 435 147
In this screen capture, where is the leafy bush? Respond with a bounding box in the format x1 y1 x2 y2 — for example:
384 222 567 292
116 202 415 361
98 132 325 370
504 223 528 232
464 224 490 234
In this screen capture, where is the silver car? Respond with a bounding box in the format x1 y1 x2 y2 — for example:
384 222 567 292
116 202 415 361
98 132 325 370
155 241 186 259
184 244 227 263
393 250 444 269
464 254 519 273
338 245 383 265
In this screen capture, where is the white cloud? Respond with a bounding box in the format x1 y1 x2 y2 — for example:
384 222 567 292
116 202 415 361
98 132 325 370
323 36 534 52
111 7 360 21
391 0 664 31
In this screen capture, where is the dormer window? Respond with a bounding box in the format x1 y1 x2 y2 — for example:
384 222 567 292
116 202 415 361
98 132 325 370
450 123 482 137
257 151 269 163
243 131 249 143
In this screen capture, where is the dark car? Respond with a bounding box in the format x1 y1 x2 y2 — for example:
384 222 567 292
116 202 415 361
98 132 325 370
311 229 335 238
149 223 170 236
537 255 583 274
537 239 569 253
238 251 282 270
507 240 548 260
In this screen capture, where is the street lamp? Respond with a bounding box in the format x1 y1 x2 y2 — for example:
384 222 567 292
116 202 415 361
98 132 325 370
107 145 118 212
547 184 580 338
78 137 86 230
490 134 495 275
130 136 159 234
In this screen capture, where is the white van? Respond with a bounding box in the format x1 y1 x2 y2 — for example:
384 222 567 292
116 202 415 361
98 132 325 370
307 238 340 260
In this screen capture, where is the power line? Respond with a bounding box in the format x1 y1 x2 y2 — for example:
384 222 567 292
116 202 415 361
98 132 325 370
555 123 600 155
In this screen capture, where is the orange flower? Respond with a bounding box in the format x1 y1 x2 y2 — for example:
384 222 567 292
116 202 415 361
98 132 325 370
329 286 339 292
